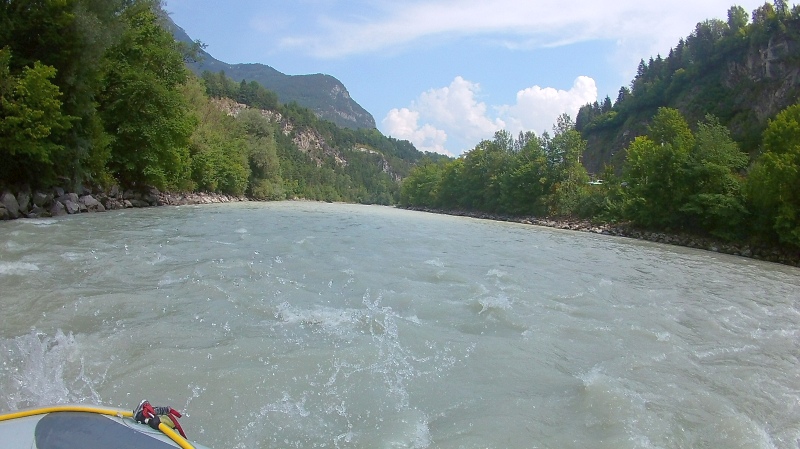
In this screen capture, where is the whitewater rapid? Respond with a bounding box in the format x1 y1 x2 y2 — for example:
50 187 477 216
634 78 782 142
1 202 799 448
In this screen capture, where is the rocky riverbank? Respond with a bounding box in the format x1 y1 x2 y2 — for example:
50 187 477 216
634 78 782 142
0 186 247 220
2 186 797 267
404 207 800 268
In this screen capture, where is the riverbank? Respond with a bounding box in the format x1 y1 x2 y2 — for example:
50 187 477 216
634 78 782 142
0 186 247 220
2 186 797 267
403 207 800 268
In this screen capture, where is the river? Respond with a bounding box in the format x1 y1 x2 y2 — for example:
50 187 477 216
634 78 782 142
1 202 799 449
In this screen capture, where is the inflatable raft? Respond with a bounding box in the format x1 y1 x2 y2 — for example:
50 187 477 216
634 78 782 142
0 404 211 449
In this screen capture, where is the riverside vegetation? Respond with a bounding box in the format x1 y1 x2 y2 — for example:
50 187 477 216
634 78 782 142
1 1 799 265
401 2 800 264
0 0 428 209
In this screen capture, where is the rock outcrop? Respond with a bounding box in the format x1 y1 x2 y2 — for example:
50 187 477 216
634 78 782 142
0 186 248 221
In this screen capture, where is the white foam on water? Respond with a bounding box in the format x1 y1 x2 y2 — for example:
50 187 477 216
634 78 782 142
380 408 431 448
147 252 168 265
234 228 248 234
0 261 39 275
486 268 508 278
0 330 104 410
424 258 444 267
693 344 759 360
60 252 83 261
274 302 366 336
20 219 58 226
477 292 513 315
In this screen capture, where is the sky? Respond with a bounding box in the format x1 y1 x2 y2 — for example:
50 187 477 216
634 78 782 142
165 0 768 156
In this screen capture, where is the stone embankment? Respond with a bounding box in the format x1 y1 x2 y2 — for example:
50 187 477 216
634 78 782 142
405 207 800 267
2 186 797 267
0 186 247 220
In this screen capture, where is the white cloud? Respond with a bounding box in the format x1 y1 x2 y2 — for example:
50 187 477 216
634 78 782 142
383 77 505 155
502 76 598 135
278 0 766 59
415 77 505 144
383 75 598 156
382 108 450 156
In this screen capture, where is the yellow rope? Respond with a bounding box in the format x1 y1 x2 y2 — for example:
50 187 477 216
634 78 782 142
0 405 195 449
0 405 133 421
159 422 195 449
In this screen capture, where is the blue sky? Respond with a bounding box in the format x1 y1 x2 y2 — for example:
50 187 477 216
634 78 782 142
165 0 767 156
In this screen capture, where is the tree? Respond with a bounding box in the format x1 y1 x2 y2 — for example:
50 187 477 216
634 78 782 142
0 47 73 186
747 103 800 247
504 136 548 215
601 96 612 113
774 0 788 17
622 108 693 228
681 115 748 239
727 5 749 34
399 158 442 207
99 1 195 190
543 114 590 216
459 139 513 212
237 108 282 198
0 0 133 187
616 87 631 106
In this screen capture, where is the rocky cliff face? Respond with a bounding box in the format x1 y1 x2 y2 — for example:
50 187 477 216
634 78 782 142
582 24 800 174
166 18 376 130
213 99 398 177
725 35 800 123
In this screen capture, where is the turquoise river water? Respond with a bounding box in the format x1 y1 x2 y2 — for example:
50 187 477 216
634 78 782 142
1 202 799 449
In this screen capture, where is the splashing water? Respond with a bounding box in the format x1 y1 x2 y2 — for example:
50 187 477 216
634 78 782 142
1 202 799 449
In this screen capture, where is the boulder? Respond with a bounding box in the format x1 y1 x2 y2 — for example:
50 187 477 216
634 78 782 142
50 201 67 216
33 192 52 207
0 192 20 219
0 205 9 220
57 192 79 205
27 204 49 218
109 185 120 198
53 187 65 198
80 195 105 212
16 190 31 214
63 199 80 214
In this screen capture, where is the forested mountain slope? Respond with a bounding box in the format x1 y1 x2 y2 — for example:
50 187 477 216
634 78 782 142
578 2 800 173
0 0 425 208
166 17 377 130
399 2 800 251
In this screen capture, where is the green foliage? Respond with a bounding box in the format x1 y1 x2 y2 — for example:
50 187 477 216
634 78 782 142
0 0 421 206
399 158 442 207
0 47 74 186
747 103 800 247
543 115 591 216
202 71 279 111
617 108 751 238
99 1 195 190
400 116 591 218
579 4 800 174
182 77 250 195
622 108 693 228
680 115 748 239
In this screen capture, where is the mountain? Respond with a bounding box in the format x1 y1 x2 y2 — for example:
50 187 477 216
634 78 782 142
577 5 800 174
165 17 377 130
